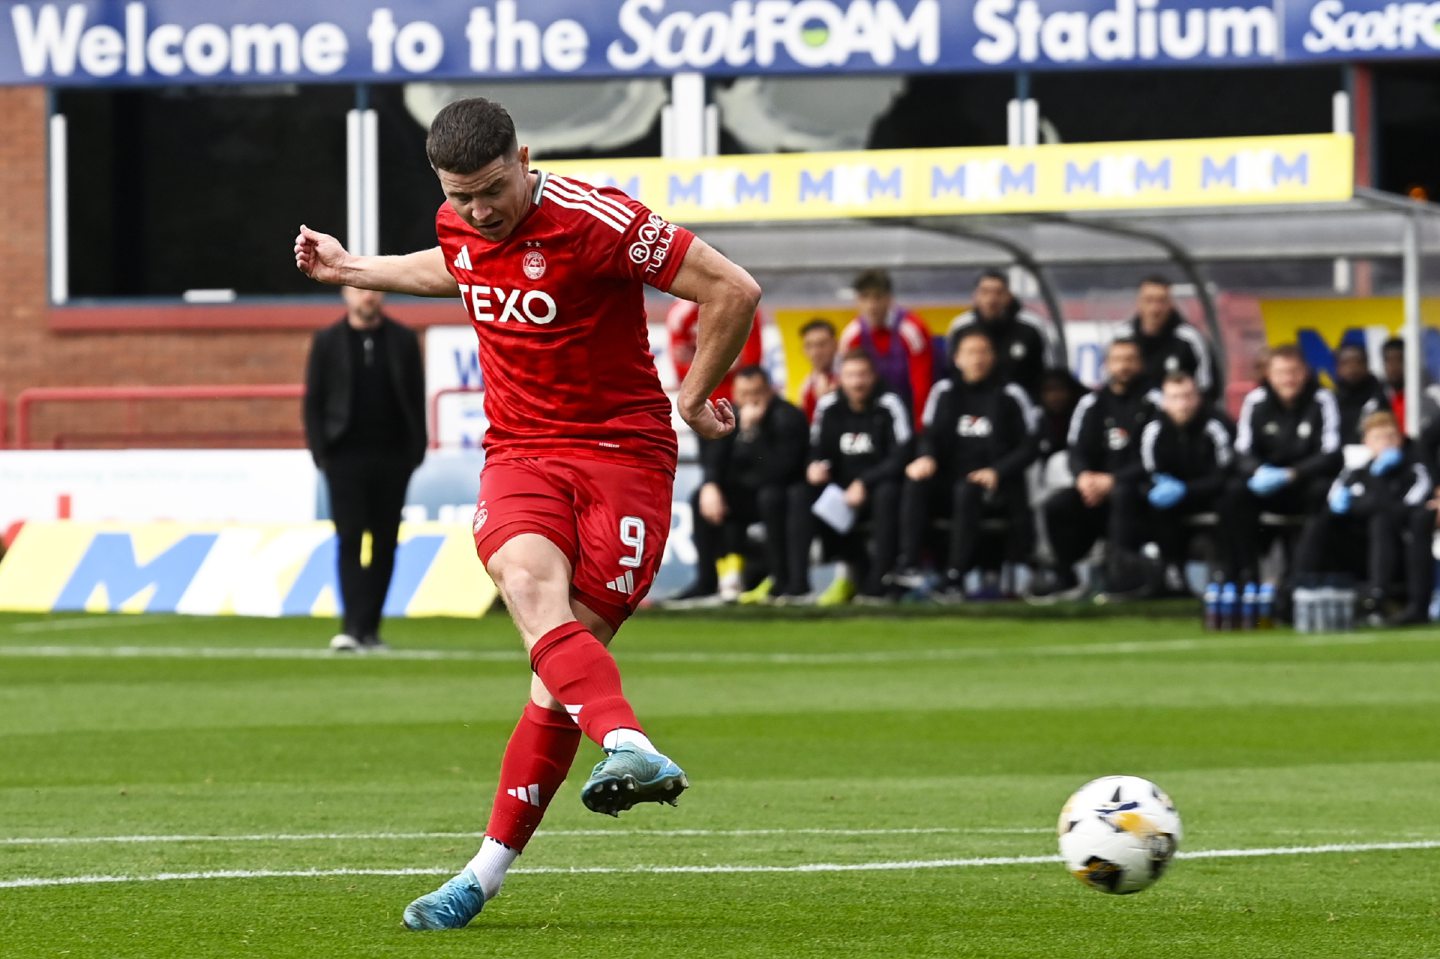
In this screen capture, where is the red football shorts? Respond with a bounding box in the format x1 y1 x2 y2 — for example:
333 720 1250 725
472 456 674 631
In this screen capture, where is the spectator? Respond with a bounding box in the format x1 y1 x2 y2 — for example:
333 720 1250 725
1030 338 1154 601
796 318 840 423
1114 371 1234 595
892 329 1039 602
838 268 934 430
1114 275 1218 403
303 286 427 652
1380 336 1440 434
1331 342 1390 444
1293 411 1433 625
1220 345 1342 584
666 299 764 404
788 350 910 605
669 367 810 606
946 269 1064 400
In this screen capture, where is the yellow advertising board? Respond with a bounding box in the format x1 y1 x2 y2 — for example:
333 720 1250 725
545 134 1353 223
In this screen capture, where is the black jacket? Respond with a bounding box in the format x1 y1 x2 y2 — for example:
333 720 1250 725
945 301 1062 399
918 373 1039 482
1328 451 1433 518
701 397 809 490
1117 311 1217 401
810 387 912 488
1332 373 1390 444
303 316 427 469
1234 378 1343 481
1066 380 1156 483
1139 412 1234 500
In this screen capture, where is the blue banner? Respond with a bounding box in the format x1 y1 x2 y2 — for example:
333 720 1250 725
2 1 1438 87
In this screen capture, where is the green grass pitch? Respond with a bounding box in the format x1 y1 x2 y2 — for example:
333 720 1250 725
1 607 1438 958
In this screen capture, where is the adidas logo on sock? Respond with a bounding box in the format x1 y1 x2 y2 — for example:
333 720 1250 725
506 783 541 807
606 570 635 595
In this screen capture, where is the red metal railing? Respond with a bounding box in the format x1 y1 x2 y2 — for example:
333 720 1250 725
15 385 304 450
428 386 485 449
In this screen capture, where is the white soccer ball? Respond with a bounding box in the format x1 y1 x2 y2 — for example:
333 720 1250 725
1057 775 1182 895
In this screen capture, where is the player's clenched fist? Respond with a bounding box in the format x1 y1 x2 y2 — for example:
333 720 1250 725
294 224 349 285
680 396 736 441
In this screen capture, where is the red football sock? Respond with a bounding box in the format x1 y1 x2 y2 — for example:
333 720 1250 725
484 701 582 852
528 621 644 747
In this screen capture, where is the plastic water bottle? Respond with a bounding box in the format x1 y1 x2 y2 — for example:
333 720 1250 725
1293 583 1315 633
1339 586 1356 632
1219 582 1237 631
1316 583 1337 633
1203 581 1221 631
1241 582 1258 631
1257 583 1275 630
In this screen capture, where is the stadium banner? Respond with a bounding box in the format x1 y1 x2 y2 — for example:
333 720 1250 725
1258 295 1440 385
0 521 498 618
4 1 1439 88
543 135 1353 222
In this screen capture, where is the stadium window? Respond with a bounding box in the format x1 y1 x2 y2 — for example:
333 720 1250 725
53 84 350 299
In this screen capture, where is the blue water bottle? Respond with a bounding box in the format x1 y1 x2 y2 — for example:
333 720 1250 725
1219 582 1238 631
1257 583 1275 630
1241 582 1258 631
1203 581 1221 631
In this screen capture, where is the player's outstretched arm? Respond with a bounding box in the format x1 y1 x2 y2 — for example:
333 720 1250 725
666 238 762 440
294 225 457 297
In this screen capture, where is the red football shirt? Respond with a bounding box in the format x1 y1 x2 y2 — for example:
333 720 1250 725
664 300 764 404
436 171 695 471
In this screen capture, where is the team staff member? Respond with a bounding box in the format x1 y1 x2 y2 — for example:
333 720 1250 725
1031 338 1153 600
1331 343 1390 444
1114 275 1218 403
838 268 934 430
893 329 1039 602
1294 411 1433 625
789 350 910 604
1118 371 1234 593
796 318 840 422
946 269 1064 400
303 286 427 652
1220 345 1343 583
671 367 810 605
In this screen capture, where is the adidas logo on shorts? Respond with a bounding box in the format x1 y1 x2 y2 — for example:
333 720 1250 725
606 570 635 595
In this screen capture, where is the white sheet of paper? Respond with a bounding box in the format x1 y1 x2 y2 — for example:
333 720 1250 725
811 482 856 534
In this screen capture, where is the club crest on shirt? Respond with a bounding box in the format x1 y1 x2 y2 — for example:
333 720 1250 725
1010 342 1026 360
523 250 547 280
1298 421 1312 439
1107 426 1130 450
474 502 489 534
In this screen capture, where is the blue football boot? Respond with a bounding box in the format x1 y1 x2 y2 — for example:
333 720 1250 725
402 869 485 931
580 745 689 816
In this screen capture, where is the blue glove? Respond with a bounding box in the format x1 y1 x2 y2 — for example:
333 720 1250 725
1328 484 1353 515
1370 447 1403 476
1148 477 1186 510
1247 465 1290 497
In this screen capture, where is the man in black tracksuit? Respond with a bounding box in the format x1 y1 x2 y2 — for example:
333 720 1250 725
303 287 427 651
788 350 911 600
1293 411 1434 624
1219 345 1343 583
945 269 1064 400
1114 371 1234 586
894 329 1039 599
1113 275 1218 404
674 367 810 602
1033 338 1154 597
1331 343 1391 444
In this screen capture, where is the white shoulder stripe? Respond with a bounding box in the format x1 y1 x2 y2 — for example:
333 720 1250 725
947 310 977 334
1235 387 1265 454
547 176 636 224
811 391 840 445
1140 419 1161 473
1067 392 1098 448
1407 463 1433 505
1004 383 1040 432
879 392 913 445
542 188 627 233
922 379 951 428
1316 389 1341 454
1206 418 1233 467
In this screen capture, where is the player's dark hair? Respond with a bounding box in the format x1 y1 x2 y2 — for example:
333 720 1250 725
954 327 994 350
1268 344 1306 367
426 97 518 174
1382 336 1405 355
800 318 837 339
974 268 1009 289
852 269 893 296
734 365 770 385
1336 342 1367 360
1162 370 1196 388
1139 274 1172 289
1109 336 1141 353
840 348 875 368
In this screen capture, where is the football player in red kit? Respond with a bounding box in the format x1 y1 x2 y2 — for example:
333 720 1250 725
294 97 760 931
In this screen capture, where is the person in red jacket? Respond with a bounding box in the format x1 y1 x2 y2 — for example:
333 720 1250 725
796 317 839 422
666 300 763 404
838 268 934 430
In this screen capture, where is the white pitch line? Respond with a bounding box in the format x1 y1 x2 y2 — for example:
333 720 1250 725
0 826 1049 846
6 617 157 634
0 628 1434 666
4 840 1439 891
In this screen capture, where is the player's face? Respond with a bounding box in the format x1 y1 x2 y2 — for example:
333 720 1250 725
1107 344 1142 387
1163 380 1200 425
802 328 837 372
974 278 1011 320
1364 424 1402 458
1335 349 1367 385
1137 282 1172 330
1383 348 1404 386
1268 356 1306 402
955 335 995 383
856 289 892 325
839 358 876 406
436 146 532 242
